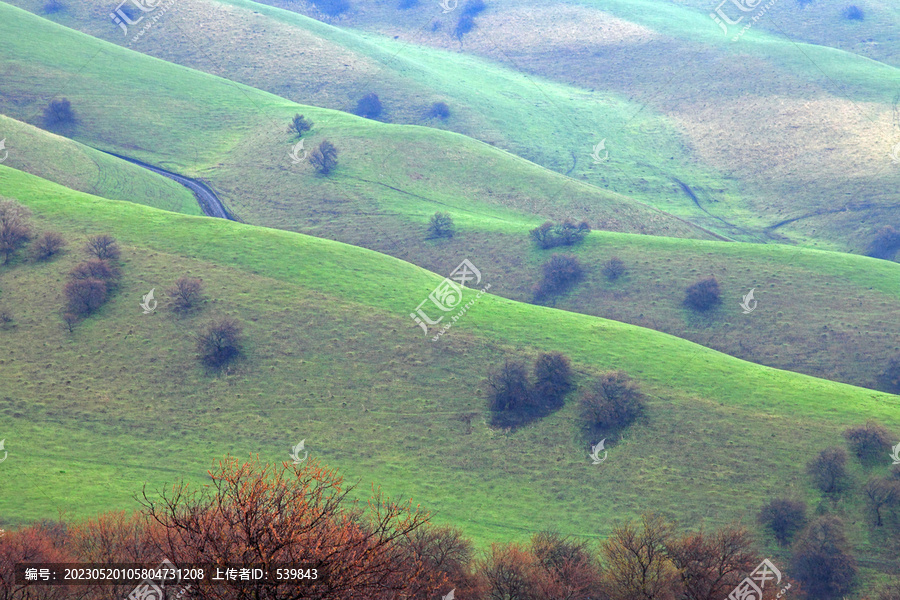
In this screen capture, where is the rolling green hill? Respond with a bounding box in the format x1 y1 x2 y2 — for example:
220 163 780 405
1 165 899 593
0 114 200 215
3 3 900 394
219 0 900 252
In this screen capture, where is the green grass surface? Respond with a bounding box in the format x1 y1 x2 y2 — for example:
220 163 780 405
3 3 900 394
0 114 200 214
1 166 899 594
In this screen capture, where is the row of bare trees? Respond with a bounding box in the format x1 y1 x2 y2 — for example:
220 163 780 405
20 458 891 600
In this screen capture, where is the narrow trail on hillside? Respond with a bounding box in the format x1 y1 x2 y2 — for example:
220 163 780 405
99 150 234 220
764 201 900 232
670 177 758 241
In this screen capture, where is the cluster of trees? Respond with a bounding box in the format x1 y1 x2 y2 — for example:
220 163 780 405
486 353 647 441
455 0 487 41
753 421 900 598
487 352 573 428
802 422 900 529
35 457 900 599
286 114 338 174
530 219 591 250
61 234 122 329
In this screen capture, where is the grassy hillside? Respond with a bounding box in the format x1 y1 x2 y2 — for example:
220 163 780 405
8 0 757 238
0 114 200 215
4 4 900 394
2 166 900 587
0 2 712 239
224 0 900 252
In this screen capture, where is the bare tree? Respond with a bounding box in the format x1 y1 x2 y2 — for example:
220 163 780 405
69 260 120 287
167 277 205 312
806 447 849 494
863 477 900 527
0 199 32 264
580 370 645 435
33 231 66 261
684 277 721 311
487 360 532 413
600 513 682 600
757 498 807 545
64 279 108 316
84 234 120 260
139 456 445 600
290 114 313 136
196 317 243 368
790 516 857 599
602 257 626 281
843 421 894 463
309 141 339 175
666 525 761 600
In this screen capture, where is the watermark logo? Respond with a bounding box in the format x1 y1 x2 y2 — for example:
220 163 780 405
290 140 308 164
590 139 609 163
729 559 790 600
443 589 455 600
111 0 158 34
589 439 608 464
890 142 900 164
890 442 900 465
125 559 184 600
0 439 6 463
410 259 491 341
290 440 308 464
140 288 157 314
0 139 7 163
740 288 757 313
710 0 776 41
439 0 458 13
111 0 176 46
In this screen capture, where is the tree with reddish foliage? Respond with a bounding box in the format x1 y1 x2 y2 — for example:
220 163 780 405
0 522 75 600
69 259 121 287
64 278 108 316
139 456 448 600
666 525 764 600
